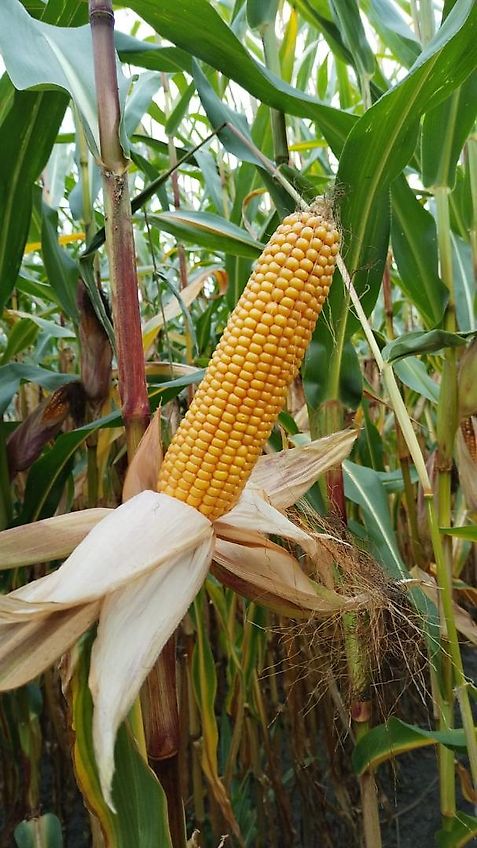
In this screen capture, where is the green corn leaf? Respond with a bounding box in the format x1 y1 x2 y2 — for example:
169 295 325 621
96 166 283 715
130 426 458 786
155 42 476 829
0 0 91 310
0 318 39 365
352 717 469 775
6 312 75 339
304 338 362 411
123 71 162 138
391 176 447 328
192 60 263 169
150 210 264 258
164 80 196 137
14 814 63 848
15 276 62 308
343 460 408 581
115 31 192 74
41 201 80 321
19 428 94 523
127 0 355 154
394 357 440 404
280 7 298 83
383 329 476 362
321 0 477 404
0 0 129 159
329 0 375 78
0 364 77 416
68 634 173 848
440 525 477 541
0 91 68 310
451 231 476 332
292 0 353 66
376 467 419 493
192 591 242 841
422 71 477 190
437 813 477 847
366 0 421 67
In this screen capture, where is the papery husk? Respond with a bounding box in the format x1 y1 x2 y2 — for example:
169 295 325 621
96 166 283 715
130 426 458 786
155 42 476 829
11 492 212 605
213 535 370 619
0 601 100 690
89 532 215 808
248 428 358 509
77 282 112 404
217 488 318 557
0 509 112 569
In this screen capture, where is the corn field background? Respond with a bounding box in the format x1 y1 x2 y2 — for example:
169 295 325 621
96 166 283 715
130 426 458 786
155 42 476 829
0 0 476 846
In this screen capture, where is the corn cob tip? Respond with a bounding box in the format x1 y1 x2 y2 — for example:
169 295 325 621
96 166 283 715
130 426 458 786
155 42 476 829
158 204 340 520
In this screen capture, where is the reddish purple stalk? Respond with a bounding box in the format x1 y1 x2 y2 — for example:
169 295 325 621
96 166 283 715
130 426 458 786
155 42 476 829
88 1 149 455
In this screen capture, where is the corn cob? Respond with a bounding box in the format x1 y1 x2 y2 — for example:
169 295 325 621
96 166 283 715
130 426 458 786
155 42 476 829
158 204 340 520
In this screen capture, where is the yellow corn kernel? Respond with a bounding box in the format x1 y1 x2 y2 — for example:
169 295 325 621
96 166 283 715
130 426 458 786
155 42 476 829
158 202 340 520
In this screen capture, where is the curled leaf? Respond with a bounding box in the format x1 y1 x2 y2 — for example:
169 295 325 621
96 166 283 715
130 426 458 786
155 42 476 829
248 428 358 509
218 488 317 556
213 536 363 618
13 492 212 605
0 601 100 690
0 509 111 569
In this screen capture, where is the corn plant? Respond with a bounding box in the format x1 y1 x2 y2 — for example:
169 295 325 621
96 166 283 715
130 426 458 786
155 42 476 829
0 1 476 847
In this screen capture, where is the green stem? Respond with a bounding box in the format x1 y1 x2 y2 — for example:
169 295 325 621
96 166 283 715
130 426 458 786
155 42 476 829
434 185 459 819
75 111 94 241
426 495 477 788
338 254 477 792
261 23 289 165
418 0 435 45
468 131 477 283
326 296 350 403
435 187 455 312
160 72 193 365
356 723 383 848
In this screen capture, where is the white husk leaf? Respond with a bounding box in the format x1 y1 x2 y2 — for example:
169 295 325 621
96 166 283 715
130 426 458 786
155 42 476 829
248 428 358 509
89 531 215 808
0 509 111 569
213 538 348 615
217 488 317 556
0 601 100 690
12 492 211 605
0 595 74 621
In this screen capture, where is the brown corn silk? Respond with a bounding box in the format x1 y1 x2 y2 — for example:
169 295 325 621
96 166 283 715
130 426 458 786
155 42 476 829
158 205 340 520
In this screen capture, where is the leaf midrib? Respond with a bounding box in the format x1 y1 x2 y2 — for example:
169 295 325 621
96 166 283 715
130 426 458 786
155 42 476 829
0 95 43 283
344 462 407 579
348 51 441 272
